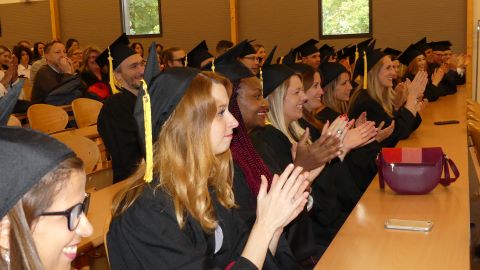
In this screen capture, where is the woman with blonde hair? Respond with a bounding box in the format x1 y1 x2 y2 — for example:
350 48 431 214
107 68 310 269
80 46 111 101
349 49 428 148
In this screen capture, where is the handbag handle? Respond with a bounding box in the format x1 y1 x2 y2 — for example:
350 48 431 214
439 155 460 186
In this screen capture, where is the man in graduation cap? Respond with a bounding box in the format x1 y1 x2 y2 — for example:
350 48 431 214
97 33 145 183
294 39 321 69
237 40 260 75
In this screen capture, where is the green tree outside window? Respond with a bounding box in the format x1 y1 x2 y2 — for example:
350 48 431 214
122 0 161 36
321 0 371 36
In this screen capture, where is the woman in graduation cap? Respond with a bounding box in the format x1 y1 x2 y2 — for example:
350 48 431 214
399 44 444 101
107 67 310 270
0 98 93 269
349 48 428 148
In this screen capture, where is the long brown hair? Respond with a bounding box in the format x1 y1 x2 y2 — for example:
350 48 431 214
1 157 83 270
322 72 350 114
112 72 236 232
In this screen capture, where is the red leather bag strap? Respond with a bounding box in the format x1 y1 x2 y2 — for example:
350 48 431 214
439 155 460 186
376 152 385 189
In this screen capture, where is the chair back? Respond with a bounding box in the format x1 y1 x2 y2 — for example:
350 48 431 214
52 132 100 174
7 115 21 127
27 104 69 134
72 98 103 128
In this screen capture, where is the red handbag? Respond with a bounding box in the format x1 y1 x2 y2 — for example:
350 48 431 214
376 147 459 195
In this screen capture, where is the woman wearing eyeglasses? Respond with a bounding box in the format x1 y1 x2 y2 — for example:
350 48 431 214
161 47 187 69
0 127 93 270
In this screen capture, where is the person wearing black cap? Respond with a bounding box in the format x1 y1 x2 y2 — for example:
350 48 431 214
318 44 336 63
0 101 92 269
216 40 234 57
238 40 260 75
186 40 214 69
349 49 427 148
399 44 443 101
96 33 145 183
383 47 403 88
31 40 75 104
107 68 309 269
294 39 321 69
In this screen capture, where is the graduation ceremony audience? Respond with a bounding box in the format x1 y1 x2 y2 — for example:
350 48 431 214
0 18 472 269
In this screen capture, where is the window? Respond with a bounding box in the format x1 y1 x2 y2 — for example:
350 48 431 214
121 0 162 36
319 0 372 38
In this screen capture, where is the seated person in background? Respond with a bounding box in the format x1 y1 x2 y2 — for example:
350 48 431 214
97 34 145 183
294 39 321 70
65 38 79 53
0 55 29 113
31 42 45 63
161 47 187 69
238 40 260 75
31 41 75 104
80 46 111 101
130 42 144 58
12 45 32 79
253 43 266 67
0 46 12 70
67 46 84 73
17 40 31 50
0 99 93 269
216 40 234 57
107 68 309 269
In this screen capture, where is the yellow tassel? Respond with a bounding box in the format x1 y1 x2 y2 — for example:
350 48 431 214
108 47 120 95
259 67 263 89
141 79 153 183
184 55 188 67
363 51 368 89
279 56 284 64
400 64 404 77
354 45 359 63
211 58 215 72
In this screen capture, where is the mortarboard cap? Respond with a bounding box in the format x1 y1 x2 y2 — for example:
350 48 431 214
202 40 254 81
319 62 348 88
336 44 352 61
186 40 214 69
294 39 319 58
413 37 430 53
0 127 75 218
277 49 297 65
429 41 452 51
96 33 135 69
262 64 296 98
0 82 23 125
398 44 423 66
319 44 335 62
239 40 257 57
144 42 160 85
383 47 402 57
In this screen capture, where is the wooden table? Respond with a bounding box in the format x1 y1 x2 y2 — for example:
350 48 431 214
78 180 130 253
69 124 99 139
315 88 470 270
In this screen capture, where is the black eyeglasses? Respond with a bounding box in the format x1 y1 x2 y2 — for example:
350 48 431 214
40 193 90 231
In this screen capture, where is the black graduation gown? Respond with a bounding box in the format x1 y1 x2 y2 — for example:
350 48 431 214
232 165 302 270
249 125 336 261
349 90 421 148
97 88 142 182
107 185 257 270
404 72 441 102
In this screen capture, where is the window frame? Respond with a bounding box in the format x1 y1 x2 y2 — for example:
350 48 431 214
120 0 163 38
318 0 373 39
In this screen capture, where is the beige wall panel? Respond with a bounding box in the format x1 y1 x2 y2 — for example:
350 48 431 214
0 1 51 47
58 0 230 54
239 0 465 57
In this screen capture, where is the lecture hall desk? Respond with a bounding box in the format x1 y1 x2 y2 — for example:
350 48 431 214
315 87 470 270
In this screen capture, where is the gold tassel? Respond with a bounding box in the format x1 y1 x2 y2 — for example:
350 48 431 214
279 56 284 64
211 58 215 72
354 45 359 63
108 47 120 94
363 51 368 89
184 55 188 67
141 79 153 183
259 67 263 89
